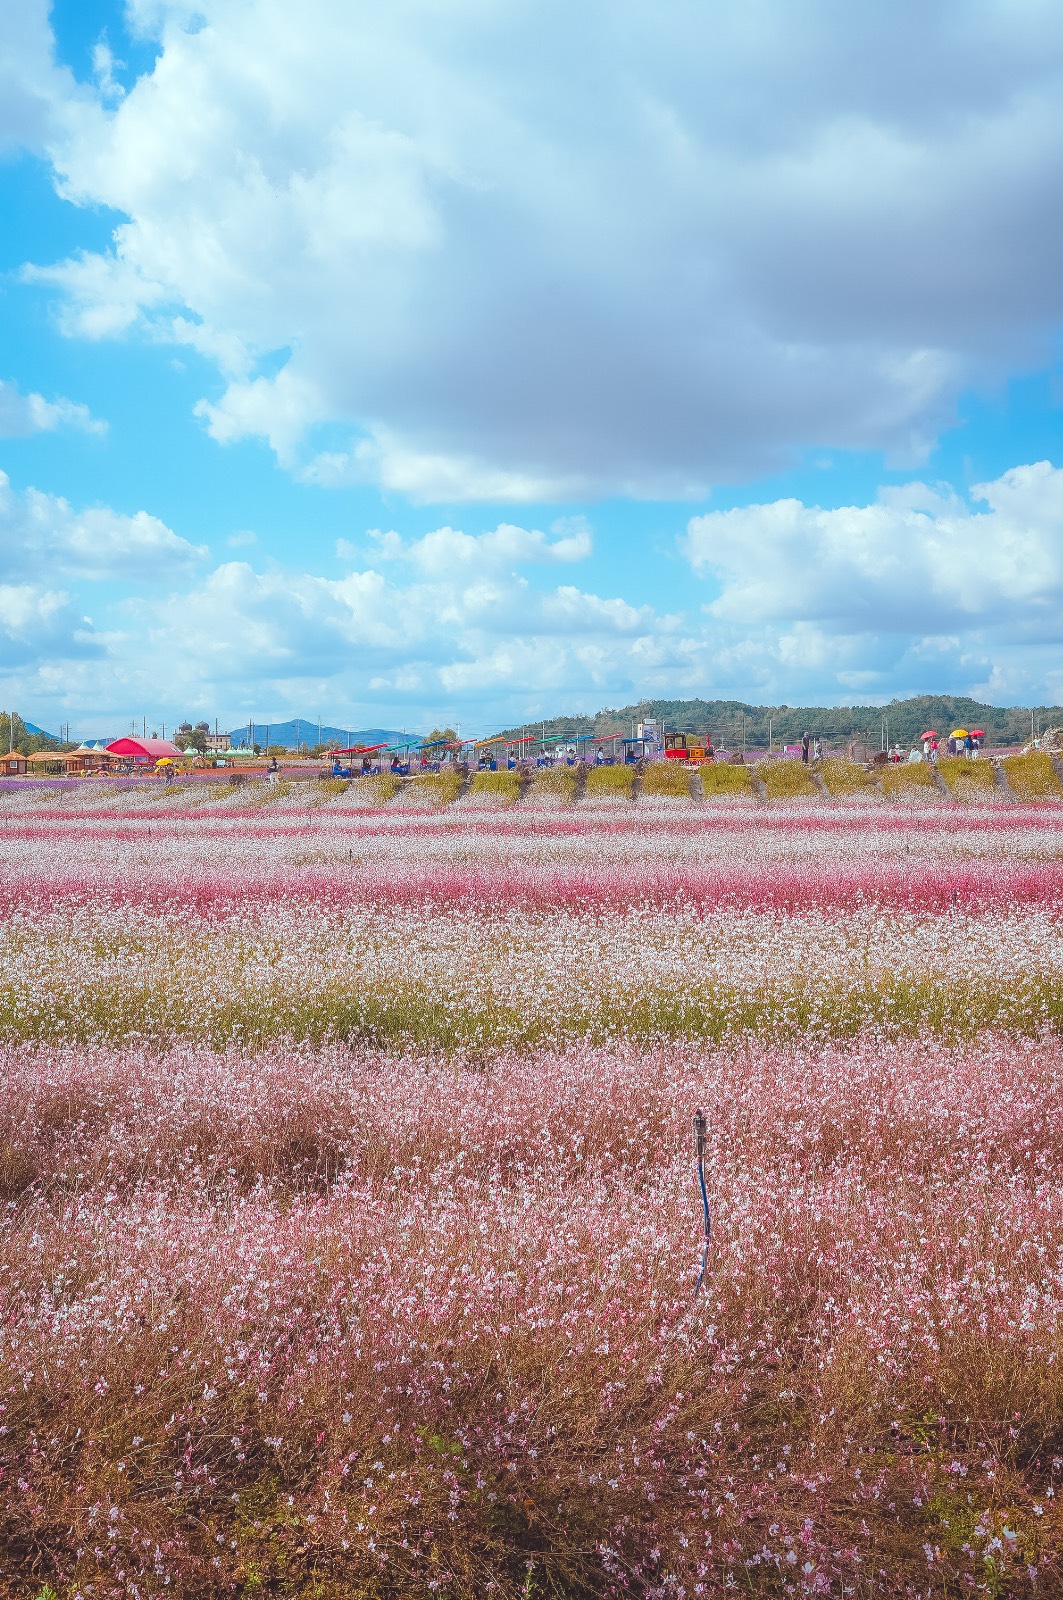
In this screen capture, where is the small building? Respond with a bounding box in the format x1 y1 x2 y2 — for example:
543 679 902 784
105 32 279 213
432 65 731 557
105 736 185 767
204 732 231 753
0 751 27 776
25 750 66 774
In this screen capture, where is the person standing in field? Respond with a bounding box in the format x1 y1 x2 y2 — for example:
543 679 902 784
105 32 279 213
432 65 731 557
801 732 810 764
812 736 822 761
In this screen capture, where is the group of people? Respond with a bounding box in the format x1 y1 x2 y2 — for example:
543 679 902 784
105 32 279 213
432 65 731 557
887 732 983 764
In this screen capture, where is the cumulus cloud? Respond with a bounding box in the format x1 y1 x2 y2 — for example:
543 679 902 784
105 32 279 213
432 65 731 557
0 0 76 154
683 460 1063 639
361 520 593 573
5 465 1063 732
31 0 1063 498
0 471 206 581
0 379 105 438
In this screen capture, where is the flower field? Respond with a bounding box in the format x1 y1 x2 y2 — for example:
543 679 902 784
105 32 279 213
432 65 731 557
3 778 1063 1597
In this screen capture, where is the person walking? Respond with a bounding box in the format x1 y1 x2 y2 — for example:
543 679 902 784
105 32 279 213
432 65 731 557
801 731 810 764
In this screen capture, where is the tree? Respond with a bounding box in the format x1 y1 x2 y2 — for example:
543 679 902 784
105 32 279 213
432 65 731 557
423 726 458 747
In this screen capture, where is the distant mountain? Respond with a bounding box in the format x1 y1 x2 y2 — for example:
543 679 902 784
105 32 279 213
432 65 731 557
227 719 415 750
22 719 58 741
497 695 1063 751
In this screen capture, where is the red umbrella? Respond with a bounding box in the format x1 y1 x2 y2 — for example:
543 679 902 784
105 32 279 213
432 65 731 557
969 729 985 739
919 730 937 740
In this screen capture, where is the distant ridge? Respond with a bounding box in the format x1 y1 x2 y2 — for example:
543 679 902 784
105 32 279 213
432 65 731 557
228 719 414 750
498 695 1062 750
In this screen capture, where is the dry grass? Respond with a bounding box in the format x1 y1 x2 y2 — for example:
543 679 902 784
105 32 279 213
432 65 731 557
756 759 817 799
880 762 939 798
818 758 878 796
410 770 464 805
359 772 401 804
245 778 294 807
470 770 522 805
699 761 755 797
528 765 579 803
640 760 692 797
584 763 635 798
937 756 997 799
1004 751 1063 801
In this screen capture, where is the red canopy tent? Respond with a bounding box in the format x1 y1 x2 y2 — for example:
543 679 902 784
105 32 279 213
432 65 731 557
106 737 184 764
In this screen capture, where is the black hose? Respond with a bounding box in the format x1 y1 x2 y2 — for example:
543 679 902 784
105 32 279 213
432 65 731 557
693 1109 711 1296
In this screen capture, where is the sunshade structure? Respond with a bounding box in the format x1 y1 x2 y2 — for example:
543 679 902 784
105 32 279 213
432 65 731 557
0 751 27 776
106 737 184 764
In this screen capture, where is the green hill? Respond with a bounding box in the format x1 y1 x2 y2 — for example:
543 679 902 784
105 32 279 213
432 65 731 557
498 696 1060 751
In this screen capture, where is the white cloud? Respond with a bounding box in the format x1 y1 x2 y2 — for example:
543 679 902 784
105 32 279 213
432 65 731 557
683 460 1063 638
0 580 100 673
0 379 105 439
301 432 586 503
0 471 206 581
0 0 77 155
3 464 1063 731
30 0 1063 498
361 520 593 574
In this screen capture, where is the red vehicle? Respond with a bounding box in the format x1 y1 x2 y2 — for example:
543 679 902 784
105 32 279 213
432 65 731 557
664 732 714 764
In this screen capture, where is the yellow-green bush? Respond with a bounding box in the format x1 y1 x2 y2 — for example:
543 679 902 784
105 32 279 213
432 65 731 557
1003 751 1062 801
880 762 938 798
316 776 350 798
246 779 293 807
529 765 578 803
410 771 463 805
755 760 817 799
585 763 635 798
699 762 755 797
641 760 692 798
937 757 996 799
818 759 878 797
304 776 350 806
359 772 401 805
471 770 521 805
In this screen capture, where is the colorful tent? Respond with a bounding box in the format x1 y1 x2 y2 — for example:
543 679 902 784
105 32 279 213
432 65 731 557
106 737 185 763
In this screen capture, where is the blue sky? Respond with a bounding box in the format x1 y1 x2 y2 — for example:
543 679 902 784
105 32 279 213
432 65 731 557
2 0 1062 737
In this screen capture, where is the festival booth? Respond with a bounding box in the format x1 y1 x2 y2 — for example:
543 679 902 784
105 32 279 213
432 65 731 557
25 750 66 775
105 736 185 771
68 744 115 775
328 743 387 777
